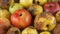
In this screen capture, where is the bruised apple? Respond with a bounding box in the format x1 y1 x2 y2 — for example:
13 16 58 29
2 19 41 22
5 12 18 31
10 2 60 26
0 18 11 34
28 4 43 16
7 27 20 34
22 27 38 34
34 12 56 31
11 9 32 29
0 0 14 9
0 9 11 19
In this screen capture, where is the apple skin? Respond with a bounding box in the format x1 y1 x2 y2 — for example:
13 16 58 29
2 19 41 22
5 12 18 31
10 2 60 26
44 2 60 14
0 0 14 9
28 4 43 16
55 11 60 22
0 17 11 34
11 9 32 29
40 31 51 34
7 27 20 34
34 12 56 31
22 27 38 34
34 0 47 5
19 0 33 8
0 9 11 19
9 3 23 14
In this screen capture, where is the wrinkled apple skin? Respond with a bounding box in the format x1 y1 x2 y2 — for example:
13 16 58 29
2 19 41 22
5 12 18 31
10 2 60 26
40 31 51 34
0 9 11 19
28 4 43 16
44 2 60 14
7 27 20 34
55 11 60 22
0 0 14 9
11 9 32 29
19 0 33 8
34 0 47 5
34 12 56 31
9 3 23 14
22 27 38 34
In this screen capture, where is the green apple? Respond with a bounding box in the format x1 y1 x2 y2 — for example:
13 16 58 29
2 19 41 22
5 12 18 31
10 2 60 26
28 4 43 16
0 9 11 19
34 0 47 5
19 0 33 8
9 3 23 14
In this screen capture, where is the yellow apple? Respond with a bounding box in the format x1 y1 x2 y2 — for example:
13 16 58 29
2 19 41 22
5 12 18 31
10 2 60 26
19 0 33 8
55 11 60 22
22 27 38 34
28 4 43 16
34 0 47 5
40 31 51 34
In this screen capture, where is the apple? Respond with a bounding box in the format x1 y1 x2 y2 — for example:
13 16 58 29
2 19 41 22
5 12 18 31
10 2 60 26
7 27 20 34
44 2 60 14
34 0 47 5
22 27 38 34
0 0 14 9
11 9 32 29
34 12 56 31
28 4 43 16
40 31 51 34
48 0 60 4
0 17 11 34
55 11 60 22
0 9 11 19
19 0 33 8
9 3 23 14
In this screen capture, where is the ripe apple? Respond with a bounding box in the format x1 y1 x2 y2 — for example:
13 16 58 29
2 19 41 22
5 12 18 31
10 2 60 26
34 12 56 31
55 11 60 22
0 17 11 34
22 27 38 34
7 27 20 34
40 31 51 34
0 9 11 19
11 9 32 29
34 0 47 5
9 3 23 14
28 4 43 16
0 0 14 9
44 2 60 14
19 0 33 8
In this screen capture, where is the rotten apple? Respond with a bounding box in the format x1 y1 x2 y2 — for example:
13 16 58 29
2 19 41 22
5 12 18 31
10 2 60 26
7 27 20 34
0 17 11 34
34 12 56 31
28 4 43 16
11 9 32 29
44 2 60 14
0 0 14 9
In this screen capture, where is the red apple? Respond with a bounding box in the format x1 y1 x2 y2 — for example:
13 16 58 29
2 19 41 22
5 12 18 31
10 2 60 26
11 9 32 29
44 2 60 14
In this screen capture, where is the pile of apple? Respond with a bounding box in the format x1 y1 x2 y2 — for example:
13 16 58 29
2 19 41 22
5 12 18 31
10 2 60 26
0 0 60 34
